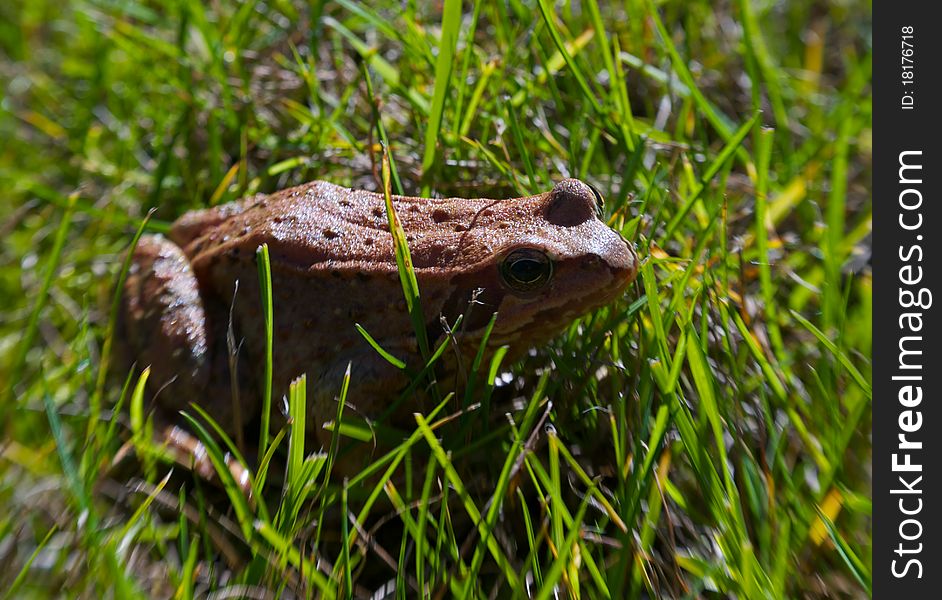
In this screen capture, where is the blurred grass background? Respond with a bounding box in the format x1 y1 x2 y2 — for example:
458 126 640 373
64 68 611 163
1 0 871 597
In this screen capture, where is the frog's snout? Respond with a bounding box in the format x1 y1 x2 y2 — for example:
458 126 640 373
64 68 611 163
597 236 638 287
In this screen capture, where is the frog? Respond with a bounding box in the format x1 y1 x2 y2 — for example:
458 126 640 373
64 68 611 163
121 178 638 466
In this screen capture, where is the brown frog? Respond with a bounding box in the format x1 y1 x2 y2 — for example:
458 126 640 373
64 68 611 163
122 178 637 459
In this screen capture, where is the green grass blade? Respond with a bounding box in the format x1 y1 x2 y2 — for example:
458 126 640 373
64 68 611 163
178 411 258 540
534 476 595 600
355 323 407 369
381 148 430 359
1 525 58 600
645 1 737 143
414 412 521 590
790 310 872 398
753 126 786 362
256 243 275 463
361 59 404 195
816 508 872 593
90 206 157 441
535 0 601 115
322 16 430 114
420 0 462 188
822 113 855 333
4 194 75 418
255 521 337 598
684 327 735 497
664 111 760 238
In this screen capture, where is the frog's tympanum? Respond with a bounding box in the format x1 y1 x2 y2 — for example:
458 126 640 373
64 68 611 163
122 179 637 456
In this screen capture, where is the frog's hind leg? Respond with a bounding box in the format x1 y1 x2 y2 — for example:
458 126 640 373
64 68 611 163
121 234 212 412
162 424 253 492
121 235 262 484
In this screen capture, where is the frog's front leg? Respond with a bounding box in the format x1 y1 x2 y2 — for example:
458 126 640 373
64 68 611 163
308 344 425 448
122 234 213 414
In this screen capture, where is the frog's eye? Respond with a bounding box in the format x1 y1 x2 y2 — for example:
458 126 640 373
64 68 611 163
500 248 553 292
586 183 605 218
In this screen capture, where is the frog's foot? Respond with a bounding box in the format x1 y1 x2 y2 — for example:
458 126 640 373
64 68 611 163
163 425 253 493
123 235 211 410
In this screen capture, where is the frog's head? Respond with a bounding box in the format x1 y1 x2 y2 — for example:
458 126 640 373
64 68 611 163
430 178 638 356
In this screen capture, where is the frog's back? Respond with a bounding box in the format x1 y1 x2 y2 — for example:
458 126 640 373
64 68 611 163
173 181 385 273
172 180 548 280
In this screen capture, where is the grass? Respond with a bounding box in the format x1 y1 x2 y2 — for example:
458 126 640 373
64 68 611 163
1 0 871 597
